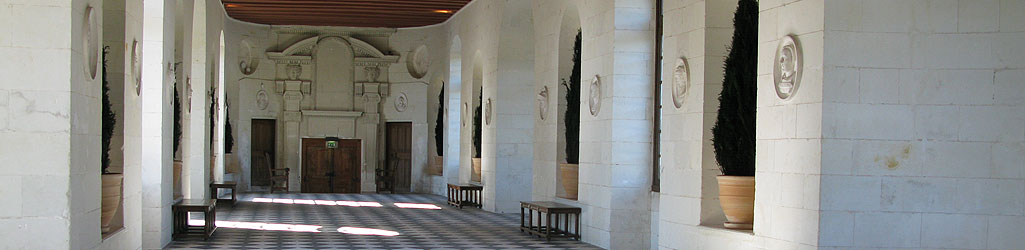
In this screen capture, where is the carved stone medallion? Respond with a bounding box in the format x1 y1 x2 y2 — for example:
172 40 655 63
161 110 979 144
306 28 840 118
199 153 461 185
239 40 258 75
256 84 269 110
83 6 99 80
407 45 430 79
485 98 493 125
395 92 408 112
462 102 468 127
589 75 602 116
672 58 689 109
537 86 549 121
774 35 802 100
131 40 142 96
185 77 193 112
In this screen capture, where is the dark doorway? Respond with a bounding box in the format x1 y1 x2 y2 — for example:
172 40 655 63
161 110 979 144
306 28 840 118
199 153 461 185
301 138 361 193
385 122 413 193
250 119 276 186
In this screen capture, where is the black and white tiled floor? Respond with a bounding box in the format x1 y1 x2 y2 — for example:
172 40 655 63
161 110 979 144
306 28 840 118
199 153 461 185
165 193 600 249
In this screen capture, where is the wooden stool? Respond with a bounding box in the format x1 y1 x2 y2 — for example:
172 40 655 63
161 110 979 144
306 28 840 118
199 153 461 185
209 181 237 206
172 199 217 240
520 201 581 241
447 183 483 209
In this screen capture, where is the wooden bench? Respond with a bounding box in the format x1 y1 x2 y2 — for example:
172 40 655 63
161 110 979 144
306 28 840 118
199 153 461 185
209 181 237 206
172 199 217 240
447 183 483 209
520 201 581 241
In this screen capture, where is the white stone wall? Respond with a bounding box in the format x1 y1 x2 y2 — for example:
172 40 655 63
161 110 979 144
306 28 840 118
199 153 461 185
817 0 1025 249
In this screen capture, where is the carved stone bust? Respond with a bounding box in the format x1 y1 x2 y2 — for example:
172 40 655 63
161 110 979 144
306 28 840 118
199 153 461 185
365 66 381 82
286 64 302 80
485 98 493 125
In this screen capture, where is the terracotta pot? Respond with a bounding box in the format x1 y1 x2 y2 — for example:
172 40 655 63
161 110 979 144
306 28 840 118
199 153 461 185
717 175 755 229
429 155 444 176
225 153 240 174
173 161 183 199
471 157 482 183
100 174 124 233
559 163 579 200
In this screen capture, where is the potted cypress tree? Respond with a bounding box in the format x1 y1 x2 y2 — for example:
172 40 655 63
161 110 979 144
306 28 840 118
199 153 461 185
471 88 482 183
100 46 123 234
711 0 758 230
172 69 183 200
224 99 236 174
559 30 582 200
430 86 444 176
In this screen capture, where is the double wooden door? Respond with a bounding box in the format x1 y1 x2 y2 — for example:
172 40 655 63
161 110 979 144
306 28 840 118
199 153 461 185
301 138 361 193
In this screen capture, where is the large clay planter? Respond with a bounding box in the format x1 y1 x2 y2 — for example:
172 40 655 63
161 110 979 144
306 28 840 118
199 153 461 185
717 175 755 229
558 163 579 200
429 155 443 176
100 173 124 233
173 160 183 199
225 153 239 174
471 157 482 183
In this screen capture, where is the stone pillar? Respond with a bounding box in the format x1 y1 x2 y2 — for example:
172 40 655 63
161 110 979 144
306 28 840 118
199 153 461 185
141 0 176 249
277 80 306 192
358 85 382 192
183 0 210 199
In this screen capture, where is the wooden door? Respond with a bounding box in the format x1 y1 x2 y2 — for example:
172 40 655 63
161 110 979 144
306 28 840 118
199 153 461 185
250 119 276 186
302 138 361 193
386 122 412 193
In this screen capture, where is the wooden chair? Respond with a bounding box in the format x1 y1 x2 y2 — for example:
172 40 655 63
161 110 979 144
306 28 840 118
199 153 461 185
265 151 289 193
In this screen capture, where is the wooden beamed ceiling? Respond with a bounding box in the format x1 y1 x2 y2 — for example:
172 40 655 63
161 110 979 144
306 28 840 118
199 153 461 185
221 0 471 28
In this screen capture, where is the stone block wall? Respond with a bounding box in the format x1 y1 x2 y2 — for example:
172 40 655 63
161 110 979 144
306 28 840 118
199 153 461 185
817 0 1025 249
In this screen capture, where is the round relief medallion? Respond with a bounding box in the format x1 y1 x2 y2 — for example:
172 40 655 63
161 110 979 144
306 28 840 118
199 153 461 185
484 98 493 126
83 6 99 80
256 84 269 110
131 40 142 96
589 75 602 116
774 35 802 100
537 86 550 121
672 58 689 109
395 93 409 112
407 45 430 79
239 40 258 75
462 102 468 127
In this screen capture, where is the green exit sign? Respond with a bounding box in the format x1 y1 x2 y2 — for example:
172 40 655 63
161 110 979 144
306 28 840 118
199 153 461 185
326 141 338 148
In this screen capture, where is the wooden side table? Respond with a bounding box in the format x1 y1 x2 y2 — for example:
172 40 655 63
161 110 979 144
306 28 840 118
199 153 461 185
173 199 217 240
209 181 237 206
520 201 581 241
447 183 483 209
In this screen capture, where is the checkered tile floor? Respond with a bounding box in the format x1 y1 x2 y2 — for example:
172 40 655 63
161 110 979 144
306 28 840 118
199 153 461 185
164 193 600 249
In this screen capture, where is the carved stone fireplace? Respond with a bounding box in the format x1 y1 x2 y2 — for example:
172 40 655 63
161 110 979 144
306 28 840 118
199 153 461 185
266 34 399 192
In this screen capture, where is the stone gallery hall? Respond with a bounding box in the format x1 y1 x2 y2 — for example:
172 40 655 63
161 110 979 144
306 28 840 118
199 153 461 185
2 0 1024 249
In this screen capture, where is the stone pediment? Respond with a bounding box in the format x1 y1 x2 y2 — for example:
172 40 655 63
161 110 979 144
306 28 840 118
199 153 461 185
266 36 399 66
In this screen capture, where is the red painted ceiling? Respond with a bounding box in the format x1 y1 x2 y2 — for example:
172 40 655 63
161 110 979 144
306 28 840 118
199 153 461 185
221 0 471 28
